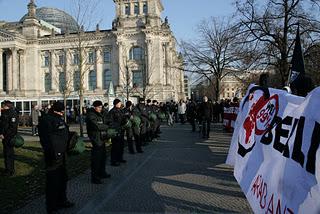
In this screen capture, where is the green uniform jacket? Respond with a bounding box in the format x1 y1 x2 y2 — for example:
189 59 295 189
86 108 109 146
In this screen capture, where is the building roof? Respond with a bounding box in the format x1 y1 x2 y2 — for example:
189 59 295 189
20 7 79 33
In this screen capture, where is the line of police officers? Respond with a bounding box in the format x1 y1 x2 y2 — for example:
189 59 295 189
35 97 162 213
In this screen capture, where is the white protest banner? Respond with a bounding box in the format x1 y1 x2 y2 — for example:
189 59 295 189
226 85 320 214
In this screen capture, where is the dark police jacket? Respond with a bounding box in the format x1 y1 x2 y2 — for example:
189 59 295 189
0 107 19 140
38 111 69 165
86 108 109 146
134 104 149 123
106 107 125 131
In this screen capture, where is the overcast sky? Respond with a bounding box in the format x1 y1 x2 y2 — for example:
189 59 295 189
0 0 235 42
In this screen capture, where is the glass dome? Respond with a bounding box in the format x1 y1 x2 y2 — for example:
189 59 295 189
20 7 79 33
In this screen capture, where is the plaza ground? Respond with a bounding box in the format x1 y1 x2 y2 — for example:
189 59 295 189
2 123 252 214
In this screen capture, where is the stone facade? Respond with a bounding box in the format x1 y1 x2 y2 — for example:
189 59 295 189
0 0 184 114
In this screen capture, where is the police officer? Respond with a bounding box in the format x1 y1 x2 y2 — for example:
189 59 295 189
124 101 143 154
38 102 74 214
86 100 111 184
134 98 149 145
0 100 19 176
106 99 126 166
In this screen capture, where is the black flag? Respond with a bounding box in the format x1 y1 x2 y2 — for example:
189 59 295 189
289 25 305 84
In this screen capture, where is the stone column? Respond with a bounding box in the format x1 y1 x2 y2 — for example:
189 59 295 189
96 47 103 90
50 50 58 92
18 49 25 91
0 49 3 92
64 49 73 90
146 39 152 85
117 41 124 87
12 48 18 91
6 50 13 92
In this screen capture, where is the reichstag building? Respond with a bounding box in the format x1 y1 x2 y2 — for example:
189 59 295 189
0 0 185 115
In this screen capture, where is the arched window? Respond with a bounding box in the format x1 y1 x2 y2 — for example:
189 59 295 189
59 72 66 92
44 73 51 92
143 2 148 14
103 69 112 89
103 50 111 63
129 47 144 60
134 3 139 14
125 3 130 15
88 70 97 90
74 71 80 91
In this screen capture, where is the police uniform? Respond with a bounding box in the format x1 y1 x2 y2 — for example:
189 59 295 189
134 102 149 145
86 106 110 183
124 102 143 154
106 99 126 166
38 103 73 213
0 103 19 175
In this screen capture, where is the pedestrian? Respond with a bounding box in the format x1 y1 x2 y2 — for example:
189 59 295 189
106 99 126 166
198 96 213 139
0 100 19 176
38 102 74 214
186 99 197 132
178 100 186 124
86 100 111 184
31 105 40 136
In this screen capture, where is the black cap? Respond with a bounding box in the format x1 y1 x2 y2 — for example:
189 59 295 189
52 102 65 112
126 101 132 107
147 99 151 104
139 97 145 103
92 100 103 107
113 98 121 106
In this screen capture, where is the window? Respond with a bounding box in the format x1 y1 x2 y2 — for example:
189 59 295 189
74 71 80 91
143 2 148 14
227 92 230 97
103 50 111 63
103 69 112 89
43 55 50 67
44 73 51 92
134 3 139 14
88 51 95 64
88 70 97 90
132 70 143 87
129 47 144 60
59 55 65 65
125 3 130 15
73 53 79 65
59 72 66 92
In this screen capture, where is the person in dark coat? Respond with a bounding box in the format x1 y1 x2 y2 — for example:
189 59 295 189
38 102 74 214
123 101 143 154
198 96 213 138
186 99 197 132
134 98 149 145
0 100 19 176
106 99 126 166
86 100 111 184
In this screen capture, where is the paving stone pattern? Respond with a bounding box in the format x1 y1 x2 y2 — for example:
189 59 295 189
15 124 252 214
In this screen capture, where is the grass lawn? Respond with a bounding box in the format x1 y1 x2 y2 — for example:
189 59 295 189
0 141 91 214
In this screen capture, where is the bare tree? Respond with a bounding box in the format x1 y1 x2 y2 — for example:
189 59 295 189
235 0 320 86
69 0 102 136
53 51 74 122
180 17 256 101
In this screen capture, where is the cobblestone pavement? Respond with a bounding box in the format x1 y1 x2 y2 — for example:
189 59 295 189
15 124 252 214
